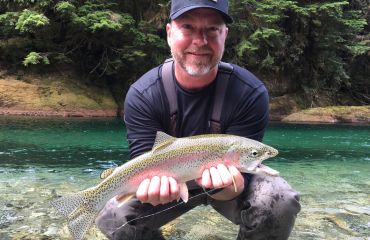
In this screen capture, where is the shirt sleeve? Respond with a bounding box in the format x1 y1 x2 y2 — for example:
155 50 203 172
123 86 166 158
224 85 269 142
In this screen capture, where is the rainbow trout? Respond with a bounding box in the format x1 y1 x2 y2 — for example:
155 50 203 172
51 131 279 240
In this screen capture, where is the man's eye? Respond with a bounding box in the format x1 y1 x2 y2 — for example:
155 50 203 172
206 27 219 37
209 27 219 32
182 24 193 30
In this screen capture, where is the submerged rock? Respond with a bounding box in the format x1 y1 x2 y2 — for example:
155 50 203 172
324 214 352 232
344 205 370 215
43 224 58 237
30 212 46 219
0 232 11 240
11 232 53 240
0 210 17 228
322 213 369 236
161 206 238 240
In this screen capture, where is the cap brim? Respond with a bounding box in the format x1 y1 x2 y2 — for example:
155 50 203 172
170 6 233 24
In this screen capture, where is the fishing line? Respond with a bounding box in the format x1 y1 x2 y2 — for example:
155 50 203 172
115 188 219 231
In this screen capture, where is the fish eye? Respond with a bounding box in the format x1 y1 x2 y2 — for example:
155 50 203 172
250 149 259 157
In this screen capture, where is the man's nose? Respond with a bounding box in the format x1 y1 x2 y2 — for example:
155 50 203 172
192 30 208 46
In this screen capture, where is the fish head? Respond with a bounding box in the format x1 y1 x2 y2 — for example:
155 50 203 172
233 137 279 161
230 137 279 175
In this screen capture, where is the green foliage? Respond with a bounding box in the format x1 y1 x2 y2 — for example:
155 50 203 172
0 12 19 36
227 0 369 104
301 1 368 94
229 0 294 75
15 9 49 33
55 1 76 17
0 0 368 104
23 51 49 66
0 0 50 10
73 10 124 32
71 2 128 33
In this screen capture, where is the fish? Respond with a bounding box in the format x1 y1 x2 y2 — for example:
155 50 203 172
51 131 279 240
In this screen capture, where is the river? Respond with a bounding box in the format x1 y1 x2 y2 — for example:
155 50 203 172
0 116 369 239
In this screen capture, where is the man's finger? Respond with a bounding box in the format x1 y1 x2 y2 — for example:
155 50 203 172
210 166 223 188
228 166 239 192
217 164 232 187
201 169 212 188
136 178 150 203
159 176 170 204
228 166 245 193
168 177 179 201
147 176 161 205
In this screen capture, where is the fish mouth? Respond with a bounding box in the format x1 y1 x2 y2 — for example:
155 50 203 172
267 147 279 158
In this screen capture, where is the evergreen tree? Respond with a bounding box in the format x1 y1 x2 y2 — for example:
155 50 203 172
0 0 368 105
227 0 369 104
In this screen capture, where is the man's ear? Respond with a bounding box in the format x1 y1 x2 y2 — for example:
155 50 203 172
166 23 172 47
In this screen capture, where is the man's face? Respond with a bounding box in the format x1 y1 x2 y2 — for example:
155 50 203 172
166 8 228 77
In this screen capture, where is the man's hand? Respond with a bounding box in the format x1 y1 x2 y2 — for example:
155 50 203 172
136 176 180 206
196 164 245 201
136 164 245 206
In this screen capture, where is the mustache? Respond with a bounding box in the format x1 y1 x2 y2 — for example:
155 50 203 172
185 47 213 54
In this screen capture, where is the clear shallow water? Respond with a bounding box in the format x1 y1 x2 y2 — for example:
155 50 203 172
0 117 369 239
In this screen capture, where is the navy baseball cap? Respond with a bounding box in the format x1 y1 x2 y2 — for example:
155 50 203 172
170 0 233 24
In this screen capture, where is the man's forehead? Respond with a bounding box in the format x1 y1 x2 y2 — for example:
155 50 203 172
174 8 225 24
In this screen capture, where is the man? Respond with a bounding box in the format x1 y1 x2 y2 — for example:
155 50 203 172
96 0 301 239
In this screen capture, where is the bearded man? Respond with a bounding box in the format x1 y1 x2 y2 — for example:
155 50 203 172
96 0 301 239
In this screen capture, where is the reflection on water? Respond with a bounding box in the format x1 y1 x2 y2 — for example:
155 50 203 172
0 117 369 239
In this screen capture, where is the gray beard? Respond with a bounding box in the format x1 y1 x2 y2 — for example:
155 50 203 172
171 50 222 77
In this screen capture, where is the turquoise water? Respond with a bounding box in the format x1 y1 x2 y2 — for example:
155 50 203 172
0 116 369 239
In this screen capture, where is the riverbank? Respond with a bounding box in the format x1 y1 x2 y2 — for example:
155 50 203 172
1 103 369 124
0 69 118 118
0 108 118 117
1 69 369 123
281 106 370 124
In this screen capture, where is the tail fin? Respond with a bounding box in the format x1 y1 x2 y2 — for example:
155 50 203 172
51 191 98 240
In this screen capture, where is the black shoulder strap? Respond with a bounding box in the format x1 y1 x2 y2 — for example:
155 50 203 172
161 59 233 135
161 58 177 136
209 61 233 133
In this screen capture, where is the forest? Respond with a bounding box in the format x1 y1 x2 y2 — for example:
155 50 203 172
0 0 369 107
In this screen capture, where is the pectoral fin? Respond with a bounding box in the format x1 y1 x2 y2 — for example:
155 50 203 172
179 183 189 203
116 193 135 208
239 161 279 176
255 164 280 176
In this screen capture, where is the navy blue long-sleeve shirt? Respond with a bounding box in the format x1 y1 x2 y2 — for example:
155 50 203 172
124 63 269 159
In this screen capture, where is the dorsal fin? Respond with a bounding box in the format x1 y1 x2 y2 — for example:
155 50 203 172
152 131 176 151
100 168 115 179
